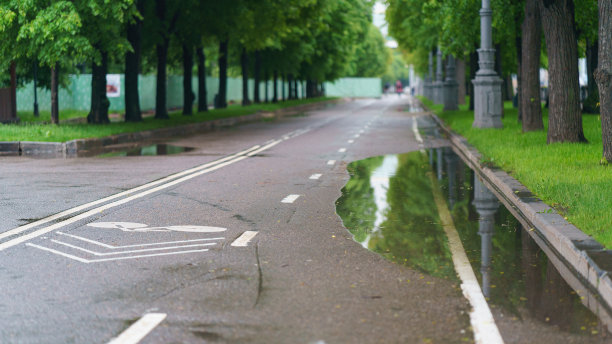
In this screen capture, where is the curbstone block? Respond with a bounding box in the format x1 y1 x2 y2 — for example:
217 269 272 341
0 141 20 156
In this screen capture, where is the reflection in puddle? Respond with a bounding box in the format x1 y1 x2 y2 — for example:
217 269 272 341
99 144 194 157
337 149 612 340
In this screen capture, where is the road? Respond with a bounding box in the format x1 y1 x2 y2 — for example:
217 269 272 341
0 97 472 343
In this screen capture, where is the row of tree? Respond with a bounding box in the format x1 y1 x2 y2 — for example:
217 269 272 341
386 0 611 162
0 0 390 124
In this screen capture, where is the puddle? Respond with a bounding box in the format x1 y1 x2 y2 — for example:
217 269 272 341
98 144 194 157
337 148 612 340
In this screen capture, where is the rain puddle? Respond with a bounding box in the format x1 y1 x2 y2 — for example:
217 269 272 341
98 144 194 157
337 148 612 341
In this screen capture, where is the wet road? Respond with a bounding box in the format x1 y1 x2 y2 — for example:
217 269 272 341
0 96 608 343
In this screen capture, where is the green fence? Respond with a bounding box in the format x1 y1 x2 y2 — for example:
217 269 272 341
16 76 381 113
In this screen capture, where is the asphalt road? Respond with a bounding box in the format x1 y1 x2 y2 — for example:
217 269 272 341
0 97 472 343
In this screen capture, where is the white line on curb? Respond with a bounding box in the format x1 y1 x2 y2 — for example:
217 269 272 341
281 194 300 204
107 313 166 344
231 231 258 247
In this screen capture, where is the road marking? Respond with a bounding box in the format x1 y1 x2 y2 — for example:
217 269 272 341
338 148 347 153
108 313 167 344
327 160 336 165
281 194 300 203
56 231 223 249
412 117 424 145
359 130 364 134
87 222 227 233
0 140 283 251
347 139 354 144
309 174 322 180
26 243 211 263
231 231 258 247
354 134 360 138
0 145 261 243
50 239 217 256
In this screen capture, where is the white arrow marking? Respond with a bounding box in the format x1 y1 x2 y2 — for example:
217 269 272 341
231 231 258 247
281 194 300 203
309 174 322 180
107 313 166 344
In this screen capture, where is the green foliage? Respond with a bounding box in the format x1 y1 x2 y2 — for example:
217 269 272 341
347 23 391 77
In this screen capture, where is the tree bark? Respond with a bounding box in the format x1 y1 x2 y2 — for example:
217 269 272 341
216 39 228 109
264 73 269 103
282 74 286 101
51 63 59 124
272 70 278 103
540 0 587 143
516 24 523 122
254 51 261 103
521 0 543 131
196 46 208 112
469 48 478 111
155 0 169 119
182 44 194 115
287 74 294 99
88 50 110 124
583 39 600 113
595 0 612 162
241 48 250 106
125 0 142 122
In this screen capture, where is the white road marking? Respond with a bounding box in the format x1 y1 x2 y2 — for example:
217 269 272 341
281 194 300 203
327 160 336 165
359 130 364 134
56 231 223 249
347 140 354 144
231 231 258 247
338 148 347 153
87 222 227 233
50 239 217 256
309 174 322 180
26 243 211 263
0 145 261 242
0 140 282 251
354 134 360 138
412 118 424 144
107 313 167 344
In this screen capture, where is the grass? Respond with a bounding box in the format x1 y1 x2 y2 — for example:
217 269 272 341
419 96 612 248
1 97 335 142
17 109 89 123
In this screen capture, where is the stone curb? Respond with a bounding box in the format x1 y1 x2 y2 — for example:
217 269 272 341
1 98 345 158
428 112 612 319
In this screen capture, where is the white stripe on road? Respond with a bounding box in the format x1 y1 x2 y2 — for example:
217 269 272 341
327 160 336 165
108 313 167 344
354 134 360 138
338 148 347 153
281 194 300 203
359 130 364 134
347 140 354 144
0 145 261 243
56 231 224 249
50 239 217 256
231 231 258 247
309 174 322 180
26 243 210 263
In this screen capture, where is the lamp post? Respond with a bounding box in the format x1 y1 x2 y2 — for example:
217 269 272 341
425 50 433 100
472 0 503 128
433 46 444 104
444 55 459 111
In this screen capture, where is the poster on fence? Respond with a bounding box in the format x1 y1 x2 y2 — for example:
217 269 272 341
106 74 121 98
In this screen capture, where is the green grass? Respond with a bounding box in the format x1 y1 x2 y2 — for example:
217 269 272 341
419 96 612 248
1 97 335 142
17 109 89 123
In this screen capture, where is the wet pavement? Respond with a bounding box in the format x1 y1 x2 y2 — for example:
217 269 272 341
98 144 195 157
337 148 612 343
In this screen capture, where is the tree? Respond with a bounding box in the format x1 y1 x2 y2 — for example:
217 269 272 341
125 0 144 122
575 0 600 114
347 23 391 77
520 0 543 131
539 0 587 143
595 0 612 162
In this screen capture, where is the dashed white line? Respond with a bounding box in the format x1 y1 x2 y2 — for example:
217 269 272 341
338 148 347 153
231 231 258 247
281 194 300 203
327 160 336 165
309 174 322 180
50 239 217 256
56 231 223 249
107 313 167 344
347 140 354 144
359 130 364 134
354 134 360 138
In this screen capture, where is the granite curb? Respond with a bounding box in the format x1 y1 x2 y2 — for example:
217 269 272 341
428 112 612 321
1 98 345 158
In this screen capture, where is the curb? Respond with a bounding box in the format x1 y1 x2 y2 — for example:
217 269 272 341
1 98 345 158
428 111 612 323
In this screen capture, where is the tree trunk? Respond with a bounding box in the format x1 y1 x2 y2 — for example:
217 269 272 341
254 51 261 103
241 48 250 106
51 63 59 124
182 44 194 115
521 0 543 131
540 0 587 143
264 73 269 103
516 24 523 122
595 0 612 162
155 0 169 119
469 48 478 111
88 50 110 124
196 46 208 112
216 39 228 109
584 39 600 113
287 74 294 99
125 0 142 122
282 74 286 100
273 70 278 103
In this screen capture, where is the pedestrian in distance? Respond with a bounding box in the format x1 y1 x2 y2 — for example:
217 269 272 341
395 80 403 97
